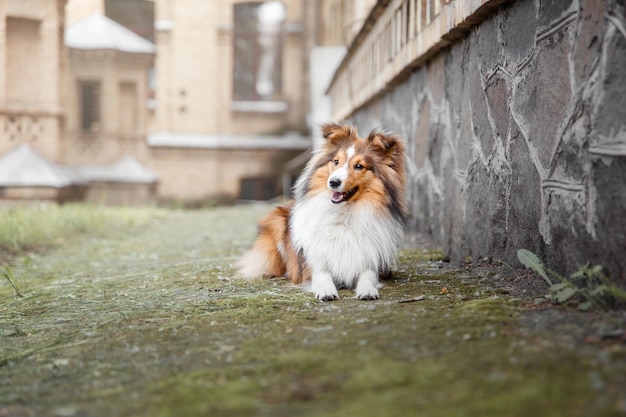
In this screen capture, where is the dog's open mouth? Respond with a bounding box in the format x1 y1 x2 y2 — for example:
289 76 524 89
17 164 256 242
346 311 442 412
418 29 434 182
331 187 358 204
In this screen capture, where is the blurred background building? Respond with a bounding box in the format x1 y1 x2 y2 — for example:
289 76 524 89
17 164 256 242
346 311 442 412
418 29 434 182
0 0 376 205
147 0 312 203
1 0 331 205
0 0 66 162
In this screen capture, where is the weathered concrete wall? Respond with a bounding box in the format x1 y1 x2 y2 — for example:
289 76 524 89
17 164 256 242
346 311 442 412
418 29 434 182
350 0 626 282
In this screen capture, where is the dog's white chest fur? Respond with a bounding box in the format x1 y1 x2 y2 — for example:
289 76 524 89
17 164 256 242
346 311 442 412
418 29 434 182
290 192 402 288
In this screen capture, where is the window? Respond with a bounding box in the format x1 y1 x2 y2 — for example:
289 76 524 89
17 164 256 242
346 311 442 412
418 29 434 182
79 81 101 132
233 2 286 101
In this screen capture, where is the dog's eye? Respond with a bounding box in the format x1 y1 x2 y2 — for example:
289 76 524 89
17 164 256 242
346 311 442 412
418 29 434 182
354 163 364 170
333 159 339 166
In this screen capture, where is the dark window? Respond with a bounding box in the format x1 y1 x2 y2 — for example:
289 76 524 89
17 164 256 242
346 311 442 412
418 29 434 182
233 2 285 101
239 177 280 200
79 81 101 132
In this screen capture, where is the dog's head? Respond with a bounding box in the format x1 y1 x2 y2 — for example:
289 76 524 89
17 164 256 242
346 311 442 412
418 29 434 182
304 122 406 219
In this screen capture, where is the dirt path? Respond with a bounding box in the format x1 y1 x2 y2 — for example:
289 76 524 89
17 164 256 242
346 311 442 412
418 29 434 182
1 205 625 417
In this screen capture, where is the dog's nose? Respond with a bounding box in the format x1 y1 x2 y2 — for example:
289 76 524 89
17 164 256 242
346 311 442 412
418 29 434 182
329 178 341 189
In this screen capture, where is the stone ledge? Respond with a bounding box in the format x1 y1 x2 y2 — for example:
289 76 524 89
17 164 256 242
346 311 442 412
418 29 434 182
147 131 311 150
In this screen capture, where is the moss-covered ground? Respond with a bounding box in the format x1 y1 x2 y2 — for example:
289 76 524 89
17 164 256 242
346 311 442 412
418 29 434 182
1 204 625 417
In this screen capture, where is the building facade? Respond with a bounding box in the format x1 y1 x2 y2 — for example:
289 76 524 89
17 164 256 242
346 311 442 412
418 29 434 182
1 0 318 204
0 0 158 205
153 0 313 137
149 0 313 203
64 13 155 167
0 0 67 162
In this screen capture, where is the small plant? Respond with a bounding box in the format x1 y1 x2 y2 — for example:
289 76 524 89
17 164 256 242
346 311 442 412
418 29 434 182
517 249 626 309
2 262 23 298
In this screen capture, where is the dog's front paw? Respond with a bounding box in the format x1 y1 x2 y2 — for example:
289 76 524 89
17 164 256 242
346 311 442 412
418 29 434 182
355 274 379 300
356 285 379 300
315 285 339 301
311 271 339 301
312 276 339 301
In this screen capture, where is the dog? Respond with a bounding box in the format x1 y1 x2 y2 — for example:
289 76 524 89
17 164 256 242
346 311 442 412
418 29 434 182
237 122 407 300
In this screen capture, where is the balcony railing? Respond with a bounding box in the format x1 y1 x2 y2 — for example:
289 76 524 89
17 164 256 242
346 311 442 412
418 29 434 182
327 0 507 119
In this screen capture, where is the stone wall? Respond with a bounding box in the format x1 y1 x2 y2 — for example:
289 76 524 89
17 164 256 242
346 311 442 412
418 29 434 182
349 0 626 282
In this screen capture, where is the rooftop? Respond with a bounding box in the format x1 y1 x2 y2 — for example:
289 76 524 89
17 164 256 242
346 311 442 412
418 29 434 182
78 156 158 184
0 145 80 188
0 145 158 188
65 13 156 54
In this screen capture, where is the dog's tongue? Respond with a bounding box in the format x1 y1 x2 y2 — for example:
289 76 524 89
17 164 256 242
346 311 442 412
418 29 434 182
331 191 345 204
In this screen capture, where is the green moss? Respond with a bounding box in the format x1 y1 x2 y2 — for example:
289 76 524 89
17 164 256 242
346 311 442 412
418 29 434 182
1 205 624 417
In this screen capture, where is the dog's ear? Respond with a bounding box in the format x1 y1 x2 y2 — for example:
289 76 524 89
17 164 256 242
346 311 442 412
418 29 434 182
368 130 402 155
321 122 356 144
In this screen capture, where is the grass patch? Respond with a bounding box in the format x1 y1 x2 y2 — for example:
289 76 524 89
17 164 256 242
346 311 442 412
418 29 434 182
1 262 22 297
0 203 159 254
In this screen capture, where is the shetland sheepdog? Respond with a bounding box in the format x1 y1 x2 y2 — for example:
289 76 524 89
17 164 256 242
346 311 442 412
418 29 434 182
237 122 407 300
